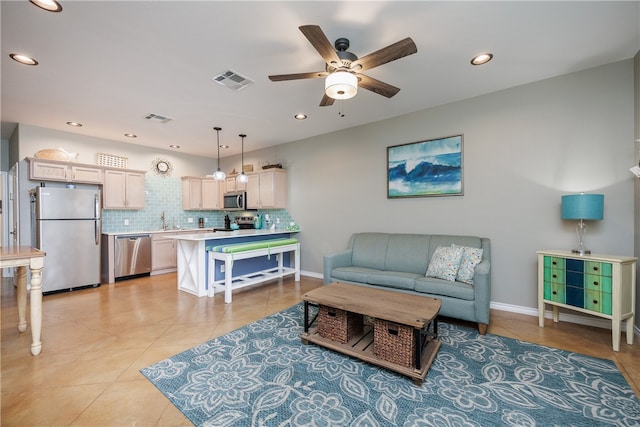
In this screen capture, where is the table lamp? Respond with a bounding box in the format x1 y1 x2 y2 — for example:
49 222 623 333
561 193 604 255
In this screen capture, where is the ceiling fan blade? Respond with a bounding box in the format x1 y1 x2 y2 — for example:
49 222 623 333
319 93 335 107
269 71 328 82
357 74 401 98
351 38 417 72
299 25 342 66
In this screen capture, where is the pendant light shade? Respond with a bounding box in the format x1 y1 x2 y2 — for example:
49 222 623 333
212 127 226 181
237 134 249 184
325 71 357 100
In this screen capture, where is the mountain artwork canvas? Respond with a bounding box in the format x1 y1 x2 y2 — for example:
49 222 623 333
387 135 463 198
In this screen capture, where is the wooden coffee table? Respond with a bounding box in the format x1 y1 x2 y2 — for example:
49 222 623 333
302 282 441 385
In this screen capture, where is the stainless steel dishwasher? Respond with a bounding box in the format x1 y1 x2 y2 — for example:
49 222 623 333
115 234 152 280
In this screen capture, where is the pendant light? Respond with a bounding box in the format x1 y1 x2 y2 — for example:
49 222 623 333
212 127 226 181
236 133 249 184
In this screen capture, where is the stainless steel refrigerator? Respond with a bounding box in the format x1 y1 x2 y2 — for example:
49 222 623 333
33 186 101 293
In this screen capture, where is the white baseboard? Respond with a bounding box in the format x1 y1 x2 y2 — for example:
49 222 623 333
490 301 640 338
301 270 323 280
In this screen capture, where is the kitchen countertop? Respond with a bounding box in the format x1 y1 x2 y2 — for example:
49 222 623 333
163 228 300 241
102 228 215 236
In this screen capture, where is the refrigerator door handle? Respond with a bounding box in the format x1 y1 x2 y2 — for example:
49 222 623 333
95 220 101 245
94 193 101 245
94 193 100 218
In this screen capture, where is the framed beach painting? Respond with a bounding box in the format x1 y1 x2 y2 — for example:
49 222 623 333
387 134 463 198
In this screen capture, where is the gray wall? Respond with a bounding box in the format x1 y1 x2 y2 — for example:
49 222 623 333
12 59 637 322
233 60 637 314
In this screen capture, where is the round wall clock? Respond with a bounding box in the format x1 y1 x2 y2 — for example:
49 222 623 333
152 158 173 176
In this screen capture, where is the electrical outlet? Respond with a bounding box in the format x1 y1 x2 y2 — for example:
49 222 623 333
124 219 129 225
187 218 193 223
220 264 225 272
276 218 280 224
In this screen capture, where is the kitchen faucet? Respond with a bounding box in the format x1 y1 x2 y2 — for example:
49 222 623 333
161 211 167 230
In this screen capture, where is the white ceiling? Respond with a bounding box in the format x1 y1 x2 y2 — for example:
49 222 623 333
2 1 639 159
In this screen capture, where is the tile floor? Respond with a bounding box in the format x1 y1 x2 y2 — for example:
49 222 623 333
1 273 638 426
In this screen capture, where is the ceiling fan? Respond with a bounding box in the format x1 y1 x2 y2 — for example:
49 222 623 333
268 25 417 106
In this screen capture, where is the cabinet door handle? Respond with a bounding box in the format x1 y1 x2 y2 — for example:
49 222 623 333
552 261 557 266
593 266 599 272
592 299 599 305
552 274 557 279
592 281 599 287
552 291 557 295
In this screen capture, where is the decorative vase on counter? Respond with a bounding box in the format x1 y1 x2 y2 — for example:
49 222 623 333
254 214 263 230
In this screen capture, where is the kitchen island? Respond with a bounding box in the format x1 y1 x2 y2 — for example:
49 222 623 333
167 229 300 299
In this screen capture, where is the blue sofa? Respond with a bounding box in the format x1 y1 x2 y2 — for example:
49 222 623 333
323 232 491 334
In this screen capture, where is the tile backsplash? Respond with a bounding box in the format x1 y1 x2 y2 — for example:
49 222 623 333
101 175 294 232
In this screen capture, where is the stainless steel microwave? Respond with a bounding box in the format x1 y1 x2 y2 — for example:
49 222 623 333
223 191 246 211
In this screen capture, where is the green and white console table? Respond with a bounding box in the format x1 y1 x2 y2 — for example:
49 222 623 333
537 250 637 351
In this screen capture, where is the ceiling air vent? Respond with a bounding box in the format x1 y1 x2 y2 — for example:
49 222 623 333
144 113 173 123
212 70 254 91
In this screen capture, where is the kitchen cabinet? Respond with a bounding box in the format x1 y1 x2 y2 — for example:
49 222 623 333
225 176 247 194
181 177 222 210
246 169 287 209
103 169 146 209
152 233 177 272
27 157 103 184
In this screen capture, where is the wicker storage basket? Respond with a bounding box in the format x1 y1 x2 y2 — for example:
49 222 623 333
317 305 363 344
374 319 415 368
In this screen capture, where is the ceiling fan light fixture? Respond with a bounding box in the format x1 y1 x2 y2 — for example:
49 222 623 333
325 71 357 100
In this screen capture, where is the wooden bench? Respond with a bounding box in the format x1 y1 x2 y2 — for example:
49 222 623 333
207 238 300 303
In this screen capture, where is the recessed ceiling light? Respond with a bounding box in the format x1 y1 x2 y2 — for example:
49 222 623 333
471 53 493 66
66 121 83 127
169 144 180 149
29 0 63 12
10 53 38 66
294 113 307 120
124 133 137 138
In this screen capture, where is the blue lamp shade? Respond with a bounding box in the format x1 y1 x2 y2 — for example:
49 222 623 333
561 194 604 220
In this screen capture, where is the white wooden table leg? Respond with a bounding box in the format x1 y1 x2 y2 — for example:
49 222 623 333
16 266 27 333
29 261 44 356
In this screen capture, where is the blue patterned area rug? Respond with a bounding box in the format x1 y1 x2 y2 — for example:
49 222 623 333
141 304 639 427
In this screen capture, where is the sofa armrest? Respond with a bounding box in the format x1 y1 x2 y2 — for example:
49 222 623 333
323 250 353 285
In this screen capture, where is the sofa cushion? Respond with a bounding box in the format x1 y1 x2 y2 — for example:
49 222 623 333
454 244 484 285
366 271 420 291
415 276 475 300
351 233 390 269
384 234 431 275
426 245 464 281
331 266 379 283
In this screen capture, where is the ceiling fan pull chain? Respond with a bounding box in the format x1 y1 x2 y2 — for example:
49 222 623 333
338 99 345 118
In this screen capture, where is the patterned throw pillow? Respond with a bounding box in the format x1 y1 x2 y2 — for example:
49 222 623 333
453 244 484 285
426 245 464 281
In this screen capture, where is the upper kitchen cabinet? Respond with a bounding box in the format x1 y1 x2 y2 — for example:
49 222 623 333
103 168 146 209
181 177 222 210
27 157 103 184
225 176 247 194
246 169 287 209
